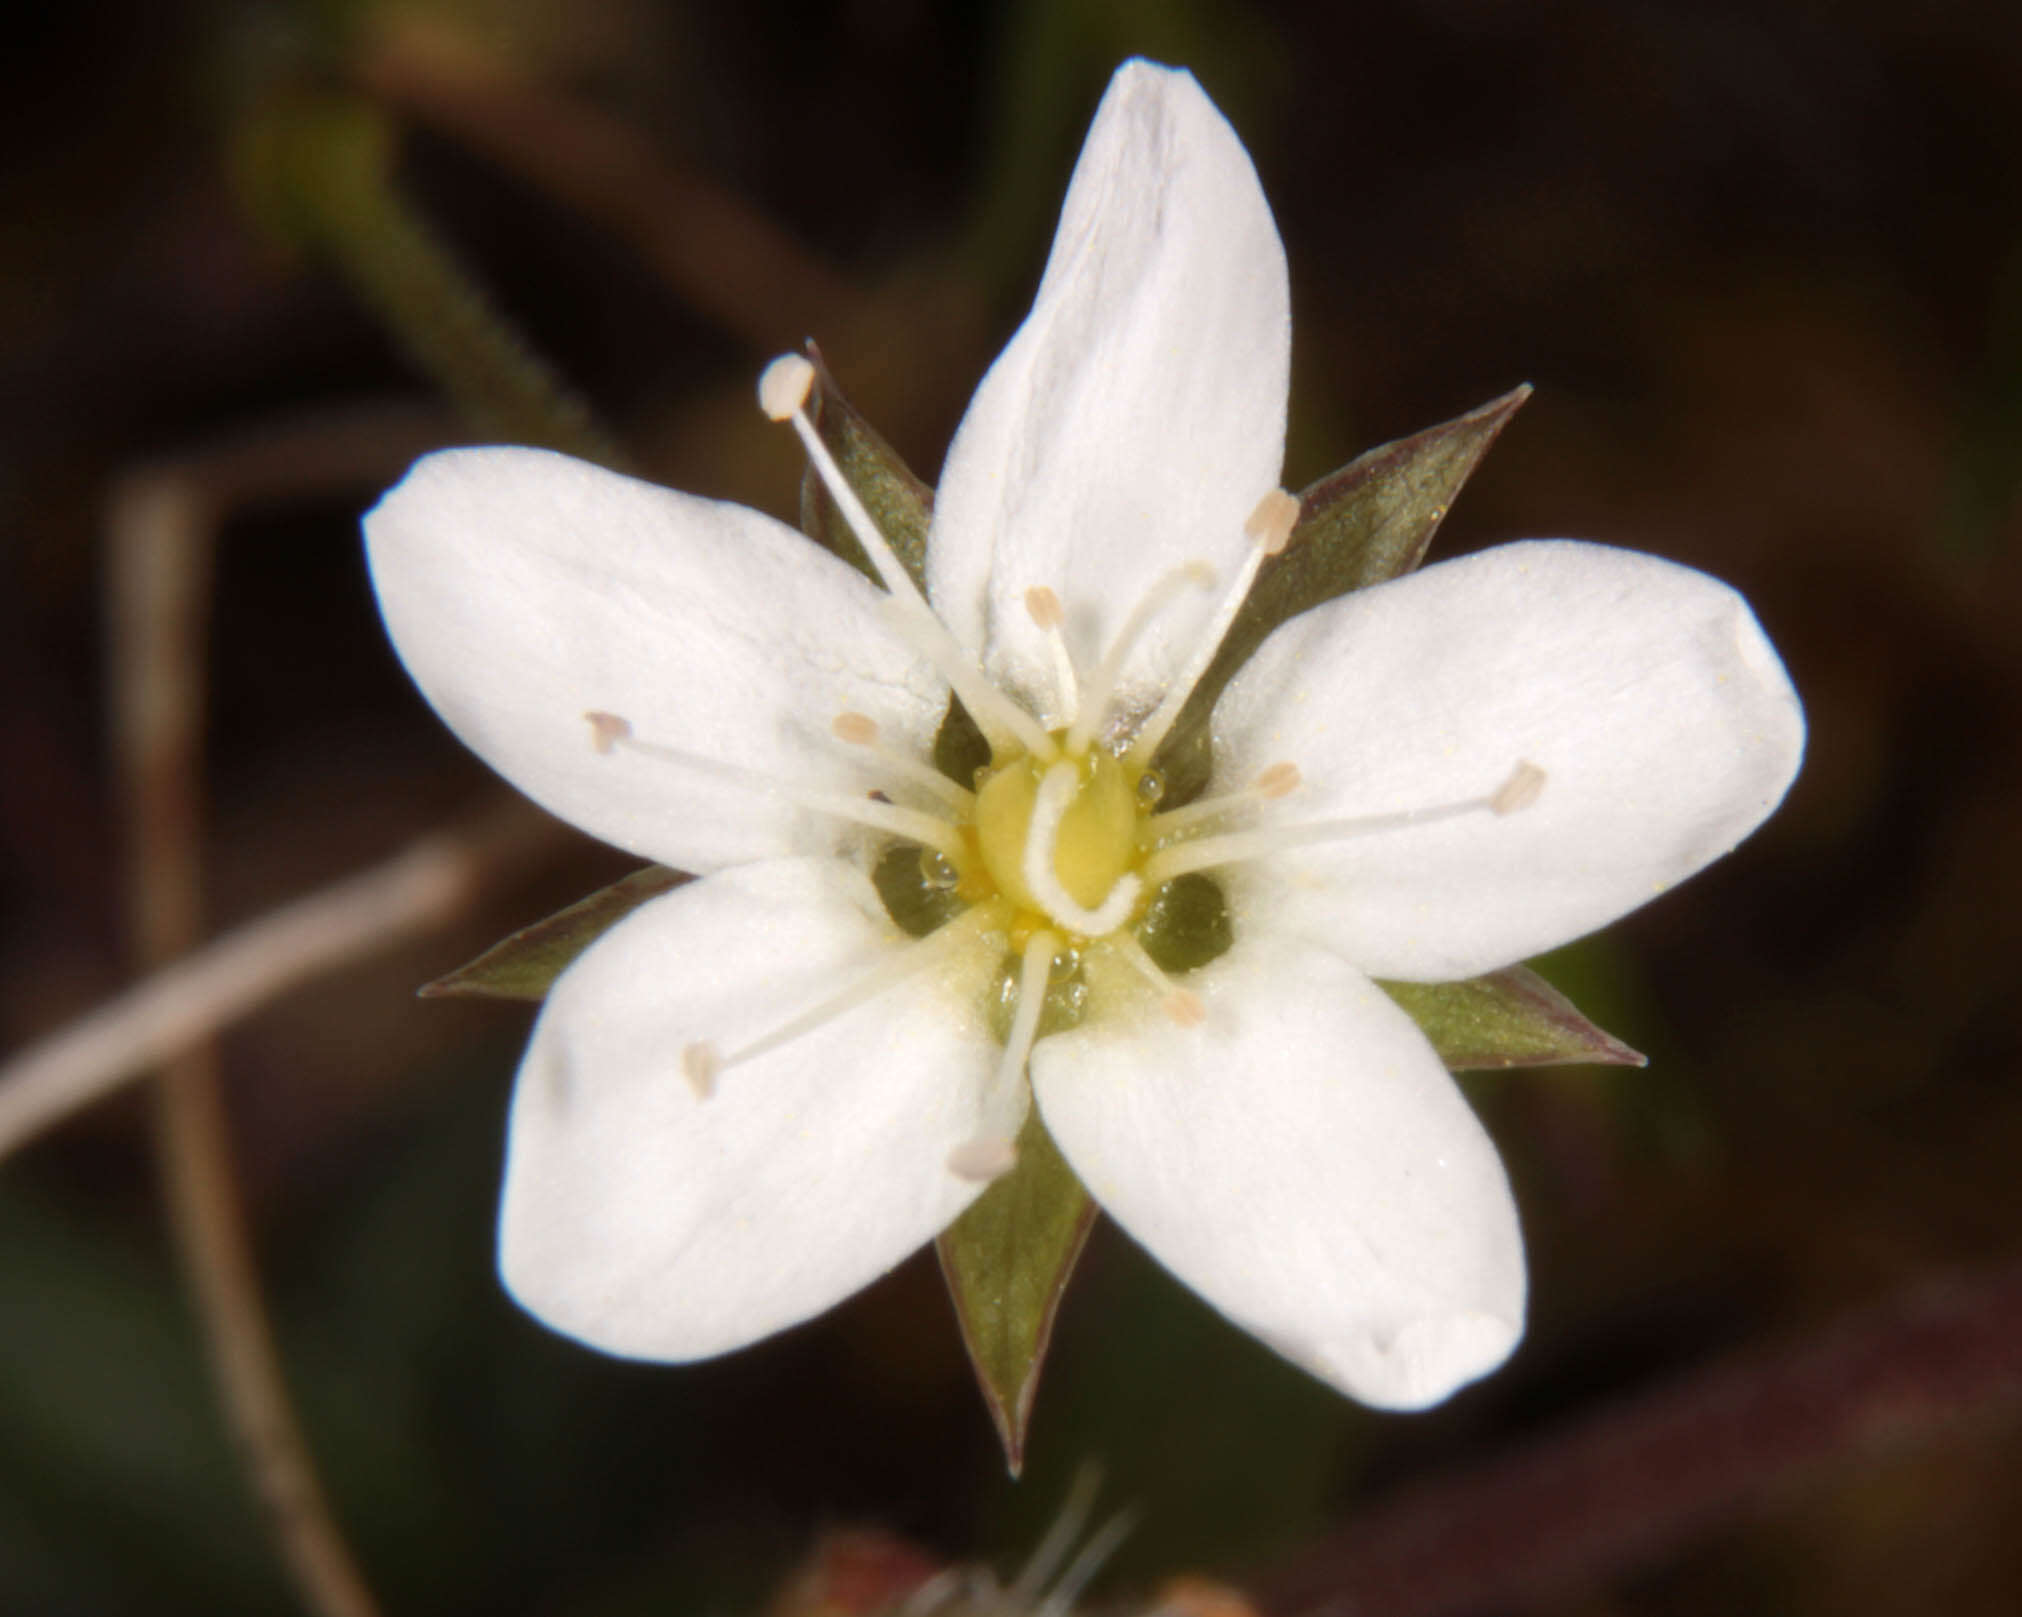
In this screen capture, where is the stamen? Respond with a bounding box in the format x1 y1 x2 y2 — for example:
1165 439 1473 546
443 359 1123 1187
1145 761 1303 838
1023 761 1143 936
1026 586 1081 721
585 710 968 860
832 710 977 813
1065 562 1217 755
948 929 1056 1182
703 904 1006 1092
759 353 1054 762
1124 488 1302 769
1113 933 1207 1027
1142 760 1549 885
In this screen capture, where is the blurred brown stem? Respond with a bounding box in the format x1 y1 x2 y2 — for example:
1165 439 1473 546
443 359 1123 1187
1257 1262 2022 1617
100 407 476 1617
0 799 555 1161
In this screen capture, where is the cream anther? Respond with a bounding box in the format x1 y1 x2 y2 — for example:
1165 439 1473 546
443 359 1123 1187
1025 586 1065 630
948 1136 1019 1183
1490 760 1547 815
681 1042 720 1099
1164 991 1208 1028
1243 487 1301 555
832 711 879 746
585 710 632 754
1026 586 1081 721
1255 761 1302 799
1125 488 1298 769
1023 761 1143 935
758 353 816 421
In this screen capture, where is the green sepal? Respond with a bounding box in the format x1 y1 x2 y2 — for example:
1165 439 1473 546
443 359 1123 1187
797 344 932 594
1156 385 1532 804
936 1109 1097 1477
419 865 688 1002
1380 964 1645 1071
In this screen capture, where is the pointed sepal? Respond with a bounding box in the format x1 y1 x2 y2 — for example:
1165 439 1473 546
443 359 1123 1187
419 864 687 1001
1156 385 1532 802
935 1110 1097 1476
1380 963 1646 1071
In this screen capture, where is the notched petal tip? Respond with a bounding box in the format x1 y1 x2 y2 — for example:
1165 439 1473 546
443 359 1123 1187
1298 1307 1523 1411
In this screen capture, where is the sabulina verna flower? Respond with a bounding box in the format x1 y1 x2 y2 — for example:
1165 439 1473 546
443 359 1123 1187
364 60 1803 1409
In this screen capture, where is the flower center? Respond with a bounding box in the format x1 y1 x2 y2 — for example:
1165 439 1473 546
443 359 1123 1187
974 745 1139 923
696 353 1550 1185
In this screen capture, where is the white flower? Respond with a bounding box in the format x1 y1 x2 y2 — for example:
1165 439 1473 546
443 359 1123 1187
363 61 1803 1410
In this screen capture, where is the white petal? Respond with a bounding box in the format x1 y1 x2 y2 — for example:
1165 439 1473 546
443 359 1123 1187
1211 540 1806 980
1032 928 1524 1408
927 61 1290 724
498 857 1002 1361
365 448 947 873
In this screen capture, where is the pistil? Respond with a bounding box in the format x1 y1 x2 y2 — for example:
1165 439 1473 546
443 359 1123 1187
1022 760 1143 935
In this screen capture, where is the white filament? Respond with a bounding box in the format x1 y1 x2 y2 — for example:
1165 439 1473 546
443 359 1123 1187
1125 488 1298 770
831 711 976 813
1144 761 1303 838
584 710 968 860
763 355 1055 761
1111 932 1206 1027
685 904 1004 1094
1064 562 1216 756
947 928 1055 1181
1144 761 1548 884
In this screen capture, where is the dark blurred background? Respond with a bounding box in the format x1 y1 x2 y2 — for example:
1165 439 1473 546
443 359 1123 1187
4 1 2020 1613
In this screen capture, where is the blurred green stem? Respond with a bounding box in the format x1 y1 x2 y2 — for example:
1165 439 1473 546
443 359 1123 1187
252 92 625 467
